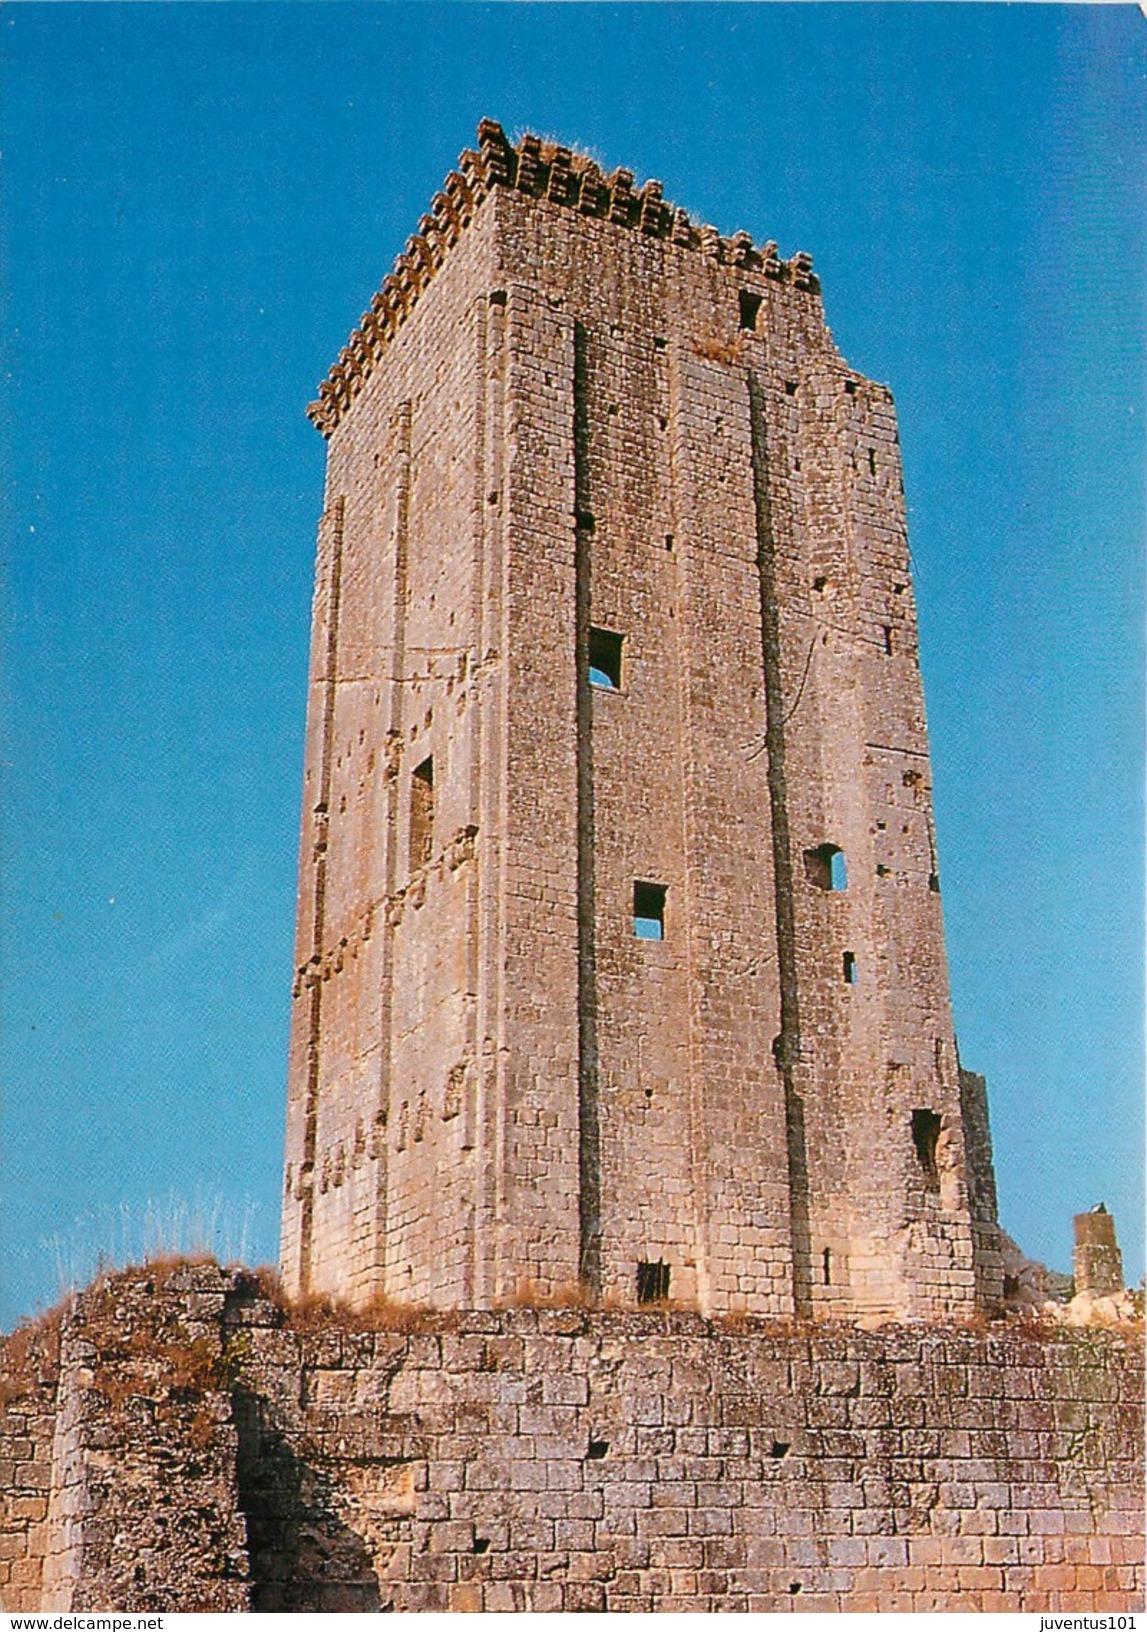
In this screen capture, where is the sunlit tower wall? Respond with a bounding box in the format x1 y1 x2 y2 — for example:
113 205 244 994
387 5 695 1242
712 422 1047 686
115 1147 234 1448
281 120 1003 1321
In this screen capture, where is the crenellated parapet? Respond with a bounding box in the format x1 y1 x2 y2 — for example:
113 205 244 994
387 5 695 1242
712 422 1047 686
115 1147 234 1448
307 118 819 437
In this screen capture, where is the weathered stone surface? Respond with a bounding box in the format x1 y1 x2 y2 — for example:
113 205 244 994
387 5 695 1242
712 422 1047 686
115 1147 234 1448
6 124 1133 1621
1074 1208 1125 1299
282 119 1004 1325
0 1266 249 1612
1 1266 1142 1611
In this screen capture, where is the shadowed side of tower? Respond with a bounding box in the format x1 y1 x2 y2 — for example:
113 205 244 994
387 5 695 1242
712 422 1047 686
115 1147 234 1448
281 121 1004 1321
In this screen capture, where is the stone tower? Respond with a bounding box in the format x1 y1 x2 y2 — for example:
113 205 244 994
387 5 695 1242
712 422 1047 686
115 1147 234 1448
281 120 1003 1321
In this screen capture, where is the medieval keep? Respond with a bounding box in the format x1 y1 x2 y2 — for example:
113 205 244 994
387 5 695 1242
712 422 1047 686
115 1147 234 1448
281 120 1003 1322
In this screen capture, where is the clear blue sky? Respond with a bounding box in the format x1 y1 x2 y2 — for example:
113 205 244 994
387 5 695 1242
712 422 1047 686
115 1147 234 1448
2 4 1143 1329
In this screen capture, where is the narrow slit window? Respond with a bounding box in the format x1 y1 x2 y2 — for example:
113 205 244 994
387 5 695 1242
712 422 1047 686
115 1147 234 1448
636 1260 670 1303
804 844 847 892
912 1109 942 1185
588 626 623 690
633 881 666 941
738 289 763 332
823 1247 832 1285
409 756 434 869
843 950 857 984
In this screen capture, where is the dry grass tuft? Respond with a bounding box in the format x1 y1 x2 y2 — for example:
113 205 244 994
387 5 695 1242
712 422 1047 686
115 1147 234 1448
493 1278 595 1313
279 1288 444 1337
246 1264 285 1303
0 1302 66 1407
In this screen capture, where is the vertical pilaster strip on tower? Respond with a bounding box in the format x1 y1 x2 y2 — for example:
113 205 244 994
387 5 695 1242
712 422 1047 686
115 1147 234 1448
748 372 812 1317
461 297 489 1306
371 405 412 1300
297 494 346 1296
573 320 602 1299
474 288 509 1306
664 341 713 1314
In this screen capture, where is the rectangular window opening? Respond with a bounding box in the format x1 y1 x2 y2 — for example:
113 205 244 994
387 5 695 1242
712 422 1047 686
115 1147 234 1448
588 626 623 691
636 1260 670 1304
409 756 435 870
843 950 857 984
633 880 667 941
738 289 763 332
805 844 847 892
912 1109 942 1185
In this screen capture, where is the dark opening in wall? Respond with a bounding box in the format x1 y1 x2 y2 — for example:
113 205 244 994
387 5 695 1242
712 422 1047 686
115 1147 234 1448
636 1259 670 1303
804 844 847 891
843 951 857 984
784 379 798 396
587 1439 609 1460
769 1441 791 1459
868 447 877 475
882 625 893 655
738 289 763 331
588 626 623 690
473 1537 490 1555
633 880 667 941
409 757 434 869
823 1248 832 1285
912 1109 941 1183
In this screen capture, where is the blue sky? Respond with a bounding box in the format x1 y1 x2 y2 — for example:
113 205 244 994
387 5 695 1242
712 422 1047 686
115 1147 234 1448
2 3 1143 1328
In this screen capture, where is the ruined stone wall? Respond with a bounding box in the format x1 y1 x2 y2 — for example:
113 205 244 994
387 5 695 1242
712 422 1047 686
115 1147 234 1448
2 1267 1142 1613
282 120 1003 1322
0 1313 59 1609
0 1268 248 1613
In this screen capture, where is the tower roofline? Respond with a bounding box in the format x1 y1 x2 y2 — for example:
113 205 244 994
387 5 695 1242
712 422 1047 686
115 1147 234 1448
306 118 820 439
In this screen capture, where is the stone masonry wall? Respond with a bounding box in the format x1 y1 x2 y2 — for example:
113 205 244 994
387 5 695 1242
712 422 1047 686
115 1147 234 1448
283 120 1004 1323
0 1267 248 1613
2 1265 1142 1612
0 1312 60 1609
